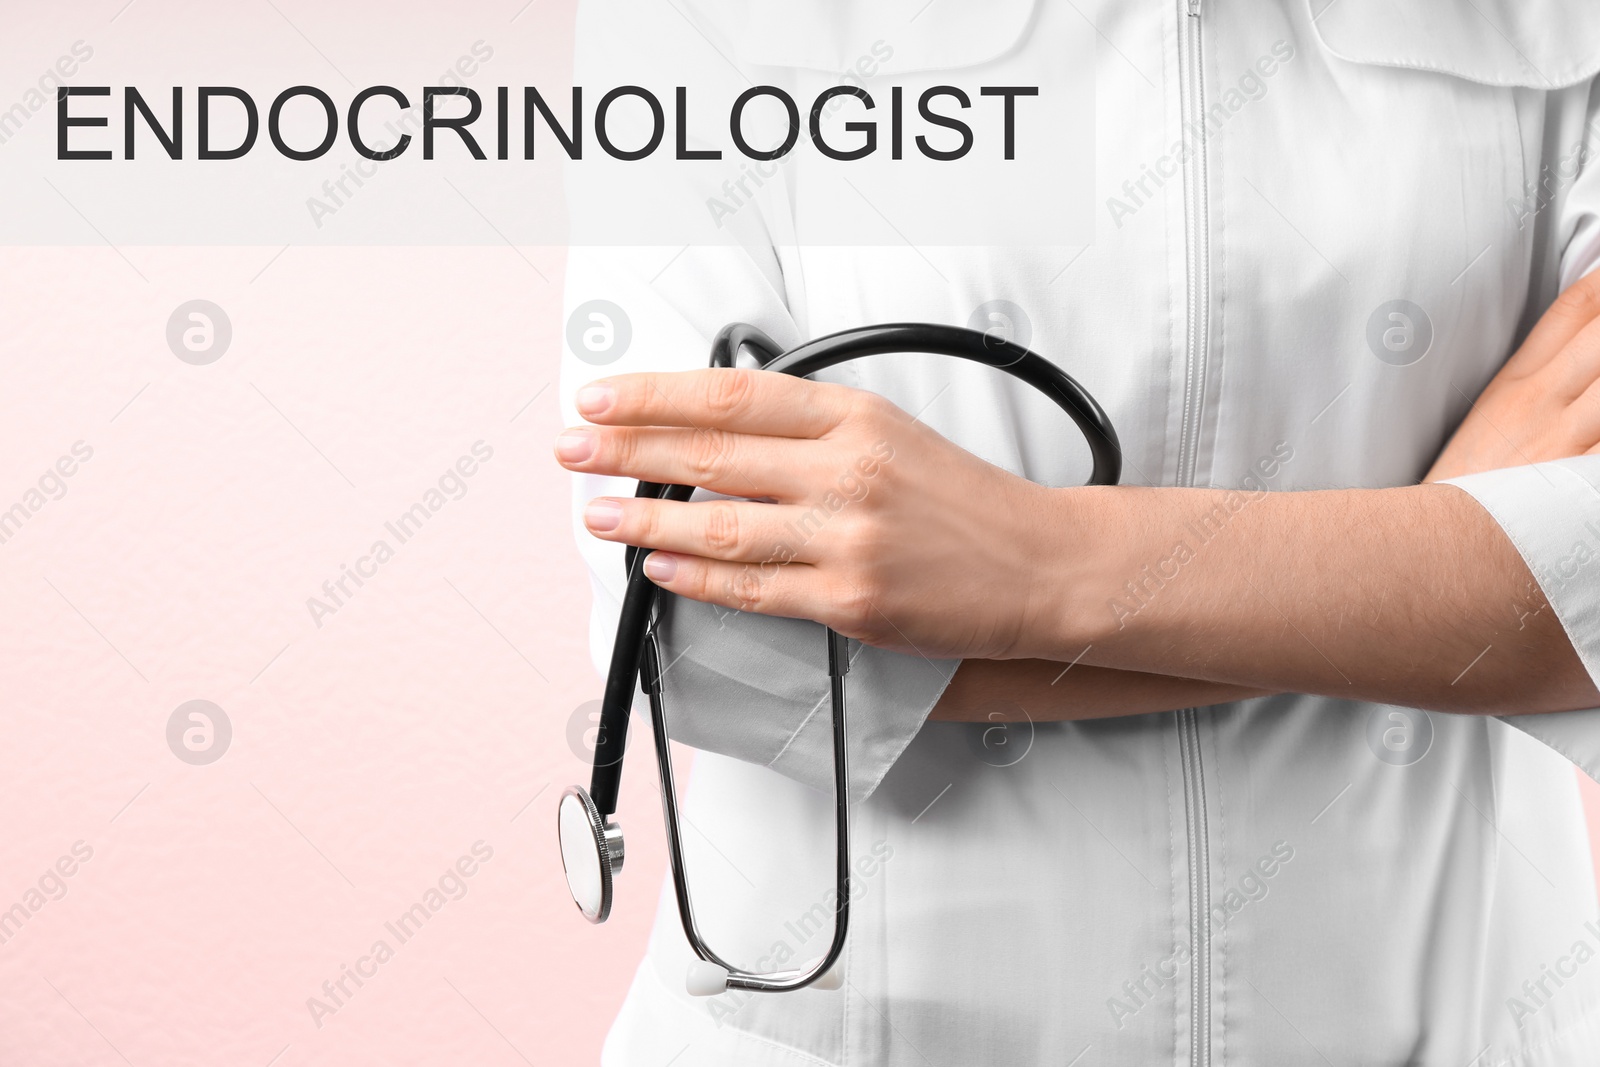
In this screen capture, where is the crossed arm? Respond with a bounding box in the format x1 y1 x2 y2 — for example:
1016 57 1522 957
556 274 1600 722
933 486 1558 720
951 273 1600 722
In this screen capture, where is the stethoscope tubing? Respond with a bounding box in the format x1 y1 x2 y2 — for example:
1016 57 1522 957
577 321 1120 995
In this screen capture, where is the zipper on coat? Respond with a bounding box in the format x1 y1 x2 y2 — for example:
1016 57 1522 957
1176 1 1212 1066
1176 710 1211 1067
1177 0 1211 488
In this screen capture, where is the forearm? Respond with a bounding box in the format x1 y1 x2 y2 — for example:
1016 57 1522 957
1037 482 1597 714
928 658 1269 722
560 349 1600 718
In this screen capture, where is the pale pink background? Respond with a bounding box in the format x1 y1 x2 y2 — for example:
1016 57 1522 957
0 243 673 1065
5 4 1600 1066
0 2 664 1063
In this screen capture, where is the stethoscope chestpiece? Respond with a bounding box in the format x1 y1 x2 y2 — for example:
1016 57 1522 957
558 785 624 924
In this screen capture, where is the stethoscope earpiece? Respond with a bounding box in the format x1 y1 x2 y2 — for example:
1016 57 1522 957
685 961 730 997
685 956 843 998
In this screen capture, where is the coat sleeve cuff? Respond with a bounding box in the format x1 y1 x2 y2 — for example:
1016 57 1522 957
653 594 958 802
1443 458 1600 781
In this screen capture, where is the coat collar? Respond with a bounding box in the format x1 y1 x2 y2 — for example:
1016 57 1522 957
1308 0 1600 88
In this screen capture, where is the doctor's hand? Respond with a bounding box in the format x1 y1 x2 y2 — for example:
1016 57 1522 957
1427 272 1600 482
556 368 1081 660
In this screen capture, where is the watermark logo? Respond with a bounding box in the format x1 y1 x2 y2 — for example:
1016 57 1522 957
167 699 232 765
708 838 893 1025
0 440 93 548
566 300 631 366
1108 442 1295 631
968 299 1031 352
1365 705 1432 766
0 841 94 947
566 698 636 765
306 40 495 228
723 441 895 611
1508 918 1600 1029
1507 114 1600 232
307 841 495 1029
0 41 93 146
1365 300 1432 367
965 700 1034 768
1107 839 1294 1030
306 442 494 629
166 299 232 365
1106 40 1297 229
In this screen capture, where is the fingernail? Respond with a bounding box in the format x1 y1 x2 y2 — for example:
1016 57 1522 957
584 499 623 532
576 382 615 417
643 553 678 583
555 428 595 463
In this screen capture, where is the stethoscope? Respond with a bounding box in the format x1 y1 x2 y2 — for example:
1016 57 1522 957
558 321 1122 996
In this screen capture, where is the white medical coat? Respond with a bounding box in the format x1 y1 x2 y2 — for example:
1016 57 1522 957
562 1 1600 1063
